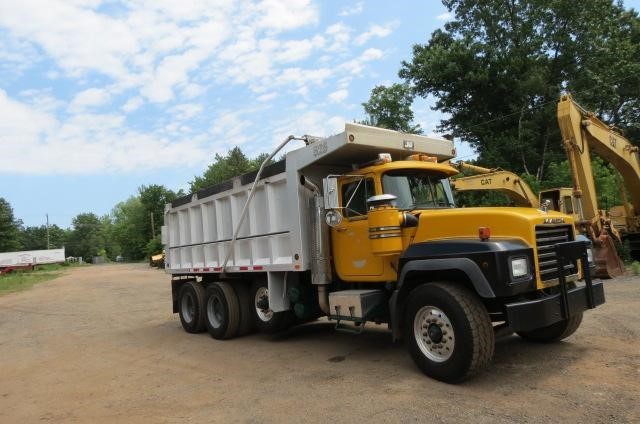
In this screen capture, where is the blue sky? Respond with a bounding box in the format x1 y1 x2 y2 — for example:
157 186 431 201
1 0 637 229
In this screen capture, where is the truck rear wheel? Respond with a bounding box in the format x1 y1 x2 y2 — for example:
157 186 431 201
178 281 206 333
204 282 240 340
517 313 583 343
251 280 294 334
233 282 257 336
404 282 494 383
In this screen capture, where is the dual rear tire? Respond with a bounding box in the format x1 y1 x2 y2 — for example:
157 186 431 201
177 279 293 339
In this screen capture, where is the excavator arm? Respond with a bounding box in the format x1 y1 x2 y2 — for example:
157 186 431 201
557 94 639 275
452 162 539 208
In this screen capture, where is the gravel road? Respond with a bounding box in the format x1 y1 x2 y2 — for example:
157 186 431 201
1 264 638 423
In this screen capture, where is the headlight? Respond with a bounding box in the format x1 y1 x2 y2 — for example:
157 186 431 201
510 257 529 278
586 247 594 264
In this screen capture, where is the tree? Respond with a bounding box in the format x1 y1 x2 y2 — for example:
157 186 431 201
360 84 422 133
20 224 68 251
0 198 22 252
111 197 147 260
66 213 106 262
400 0 640 181
138 184 179 239
190 147 269 192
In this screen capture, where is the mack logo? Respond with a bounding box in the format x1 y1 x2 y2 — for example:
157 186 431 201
543 218 565 224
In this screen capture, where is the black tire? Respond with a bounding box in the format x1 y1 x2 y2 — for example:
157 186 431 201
250 280 295 334
404 282 494 383
517 313 583 343
233 282 256 336
178 281 206 334
204 282 240 340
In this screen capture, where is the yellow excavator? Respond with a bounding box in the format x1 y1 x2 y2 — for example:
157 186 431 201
452 163 576 214
451 162 539 207
558 93 640 276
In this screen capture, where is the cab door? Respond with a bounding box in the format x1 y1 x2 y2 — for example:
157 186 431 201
331 176 383 279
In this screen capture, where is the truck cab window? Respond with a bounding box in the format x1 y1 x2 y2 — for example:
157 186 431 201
341 178 374 218
382 171 454 210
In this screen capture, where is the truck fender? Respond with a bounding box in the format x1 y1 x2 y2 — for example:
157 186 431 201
389 258 495 341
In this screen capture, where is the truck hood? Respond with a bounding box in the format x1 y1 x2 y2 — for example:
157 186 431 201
412 207 573 244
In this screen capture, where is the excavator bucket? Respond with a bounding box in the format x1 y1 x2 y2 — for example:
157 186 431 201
593 234 625 278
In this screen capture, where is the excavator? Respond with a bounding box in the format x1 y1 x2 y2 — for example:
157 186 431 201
452 162 577 215
557 93 640 276
451 162 540 207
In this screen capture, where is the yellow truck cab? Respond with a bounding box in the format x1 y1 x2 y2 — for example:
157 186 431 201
164 123 605 383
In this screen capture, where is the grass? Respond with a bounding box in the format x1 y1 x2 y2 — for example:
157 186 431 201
0 262 86 295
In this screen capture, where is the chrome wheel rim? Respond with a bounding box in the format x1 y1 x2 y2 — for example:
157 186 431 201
414 305 455 362
207 294 224 329
255 286 273 322
181 292 195 324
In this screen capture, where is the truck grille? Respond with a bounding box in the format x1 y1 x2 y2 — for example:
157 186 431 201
535 225 576 281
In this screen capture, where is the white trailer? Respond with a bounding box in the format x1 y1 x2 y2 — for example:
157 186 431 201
162 122 604 383
0 248 66 268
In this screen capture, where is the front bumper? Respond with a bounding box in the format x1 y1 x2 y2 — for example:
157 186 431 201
506 240 605 332
505 282 605 332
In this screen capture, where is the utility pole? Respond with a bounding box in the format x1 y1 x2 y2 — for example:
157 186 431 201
46 213 50 249
150 212 155 238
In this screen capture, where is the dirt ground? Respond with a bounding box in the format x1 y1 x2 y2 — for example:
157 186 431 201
0 264 638 423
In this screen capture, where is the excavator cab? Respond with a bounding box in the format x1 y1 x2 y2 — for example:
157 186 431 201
539 188 575 216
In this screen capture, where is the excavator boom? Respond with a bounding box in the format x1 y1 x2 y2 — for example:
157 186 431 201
557 94 639 275
452 167 539 208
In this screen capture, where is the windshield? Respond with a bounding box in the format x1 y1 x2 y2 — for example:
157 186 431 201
382 170 455 210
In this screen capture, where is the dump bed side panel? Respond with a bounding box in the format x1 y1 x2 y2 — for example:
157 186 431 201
164 170 309 274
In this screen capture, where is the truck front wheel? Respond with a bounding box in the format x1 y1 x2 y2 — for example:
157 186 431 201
178 281 206 333
251 280 294 334
404 282 494 383
204 282 240 340
517 313 583 343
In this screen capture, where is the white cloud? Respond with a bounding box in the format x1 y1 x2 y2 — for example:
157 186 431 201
355 22 398 45
257 92 277 102
328 89 348 103
341 48 384 75
339 2 364 17
325 22 352 52
69 88 111 111
254 0 319 31
170 103 204 121
0 1 398 177
122 96 144 112
436 12 452 21
0 89 210 174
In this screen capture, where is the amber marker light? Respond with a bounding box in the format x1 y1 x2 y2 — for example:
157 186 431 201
479 227 491 241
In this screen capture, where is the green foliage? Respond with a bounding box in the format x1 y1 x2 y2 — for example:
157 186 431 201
66 213 106 262
111 197 148 261
400 0 640 180
0 198 23 252
541 156 626 209
0 269 62 295
190 147 269 193
631 261 640 276
19 224 69 251
360 84 422 133
145 236 163 257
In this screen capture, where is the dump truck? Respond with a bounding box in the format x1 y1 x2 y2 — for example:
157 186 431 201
162 123 605 383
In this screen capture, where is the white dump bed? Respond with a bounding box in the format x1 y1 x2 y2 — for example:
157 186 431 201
0 248 66 267
162 123 455 274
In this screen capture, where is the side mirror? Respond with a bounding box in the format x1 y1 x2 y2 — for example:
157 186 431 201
322 177 339 209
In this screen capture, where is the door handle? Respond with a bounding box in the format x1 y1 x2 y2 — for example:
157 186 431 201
335 226 347 232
